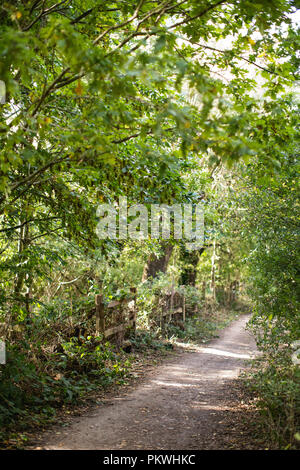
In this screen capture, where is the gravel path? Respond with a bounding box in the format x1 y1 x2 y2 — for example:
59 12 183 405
41 314 258 450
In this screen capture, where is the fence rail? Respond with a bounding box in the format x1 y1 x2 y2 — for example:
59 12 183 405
94 286 189 343
158 288 186 327
95 287 137 341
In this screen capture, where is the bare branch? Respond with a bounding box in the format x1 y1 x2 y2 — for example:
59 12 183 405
169 0 228 29
0 217 61 233
194 42 283 77
93 0 145 45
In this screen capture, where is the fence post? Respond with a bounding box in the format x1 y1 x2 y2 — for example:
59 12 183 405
170 282 175 322
95 294 105 335
183 291 186 323
130 287 137 332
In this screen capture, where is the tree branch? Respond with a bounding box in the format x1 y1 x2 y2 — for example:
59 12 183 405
194 42 283 77
0 217 61 233
93 0 145 45
169 0 227 29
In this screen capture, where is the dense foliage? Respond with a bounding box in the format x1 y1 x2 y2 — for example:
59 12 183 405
237 150 300 447
0 0 299 448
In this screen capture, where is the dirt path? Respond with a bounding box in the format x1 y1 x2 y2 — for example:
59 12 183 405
40 314 259 450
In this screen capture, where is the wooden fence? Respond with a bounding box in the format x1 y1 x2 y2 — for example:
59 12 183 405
95 287 137 341
94 286 188 342
157 286 186 328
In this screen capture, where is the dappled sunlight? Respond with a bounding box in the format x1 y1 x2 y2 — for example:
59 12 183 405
152 380 198 388
198 347 252 359
190 403 233 411
38 315 260 450
150 368 240 389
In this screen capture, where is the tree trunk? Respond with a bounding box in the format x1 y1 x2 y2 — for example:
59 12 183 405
210 239 216 301
14 221 29 297
142 243 173 281
179 247 204 286
202 281 206 300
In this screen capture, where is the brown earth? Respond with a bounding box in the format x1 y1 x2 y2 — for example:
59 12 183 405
34 314 263 450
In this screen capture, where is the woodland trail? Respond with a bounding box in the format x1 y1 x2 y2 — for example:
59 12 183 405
39 314 259 450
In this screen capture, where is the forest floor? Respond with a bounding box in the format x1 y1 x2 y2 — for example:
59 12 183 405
31 314 266 450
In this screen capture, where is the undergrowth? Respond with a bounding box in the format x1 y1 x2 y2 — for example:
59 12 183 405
0 299 242 449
